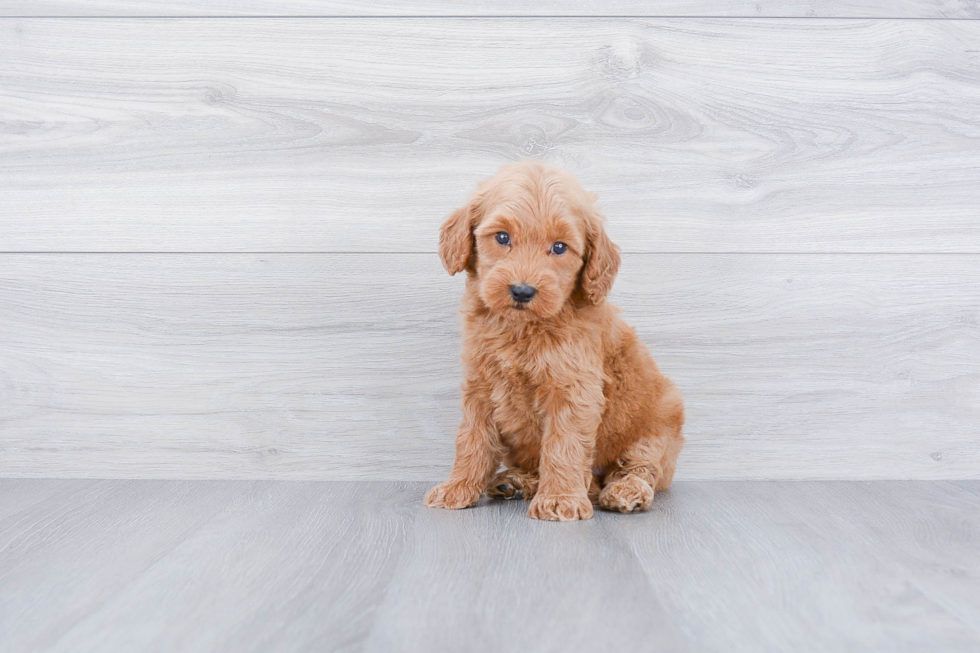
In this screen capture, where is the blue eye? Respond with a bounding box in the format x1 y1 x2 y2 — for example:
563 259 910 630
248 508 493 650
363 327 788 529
495 232 511 245
551 242 567 255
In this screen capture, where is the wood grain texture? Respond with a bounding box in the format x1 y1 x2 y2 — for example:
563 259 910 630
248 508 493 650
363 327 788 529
610 480 980 651
1 253 977 480
3 18 980 252
1 480 978 652
0 478 79 521
1 1 978 18
0 480 415 652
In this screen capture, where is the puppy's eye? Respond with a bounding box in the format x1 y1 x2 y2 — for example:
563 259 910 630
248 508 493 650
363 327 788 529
495 232 511 246
551 242 568 256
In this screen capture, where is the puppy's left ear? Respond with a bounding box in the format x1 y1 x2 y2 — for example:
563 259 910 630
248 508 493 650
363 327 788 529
579 208 621 304
438 203 476 276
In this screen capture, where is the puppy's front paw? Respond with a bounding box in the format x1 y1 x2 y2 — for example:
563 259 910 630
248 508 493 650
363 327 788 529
528 492 594 521
424 481 481 510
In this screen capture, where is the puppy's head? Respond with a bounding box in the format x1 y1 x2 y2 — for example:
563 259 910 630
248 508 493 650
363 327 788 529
439 159 620 320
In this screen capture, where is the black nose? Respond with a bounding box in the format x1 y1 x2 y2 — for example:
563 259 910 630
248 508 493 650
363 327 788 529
509 284 537 303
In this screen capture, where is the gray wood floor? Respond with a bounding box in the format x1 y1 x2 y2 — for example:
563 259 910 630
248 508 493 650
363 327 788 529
1 480 977 652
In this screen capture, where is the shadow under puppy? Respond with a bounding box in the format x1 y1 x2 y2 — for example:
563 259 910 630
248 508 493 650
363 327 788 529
425 160 684 521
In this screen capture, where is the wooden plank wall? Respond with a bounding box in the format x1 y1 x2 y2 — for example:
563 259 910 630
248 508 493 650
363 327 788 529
2 2 978 18
1 3 978 479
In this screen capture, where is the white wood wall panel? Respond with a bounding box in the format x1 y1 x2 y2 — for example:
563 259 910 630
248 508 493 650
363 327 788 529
1 254 977 480
1 1 977 18
3 19 980 252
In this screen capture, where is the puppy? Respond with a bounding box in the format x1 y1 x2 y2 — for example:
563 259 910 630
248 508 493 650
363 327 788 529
424 160 683 521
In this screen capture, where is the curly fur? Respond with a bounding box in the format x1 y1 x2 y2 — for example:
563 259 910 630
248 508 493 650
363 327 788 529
425 160 684 521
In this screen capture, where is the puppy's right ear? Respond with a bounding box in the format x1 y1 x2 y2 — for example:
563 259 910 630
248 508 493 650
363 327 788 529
438 203 476 275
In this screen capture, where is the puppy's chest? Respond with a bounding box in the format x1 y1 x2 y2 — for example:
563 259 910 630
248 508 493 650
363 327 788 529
484 349 549 439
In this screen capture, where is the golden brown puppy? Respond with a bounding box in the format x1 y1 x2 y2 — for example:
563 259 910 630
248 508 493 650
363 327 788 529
424 160 683 522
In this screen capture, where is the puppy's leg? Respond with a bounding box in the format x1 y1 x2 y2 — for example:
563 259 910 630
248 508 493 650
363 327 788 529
588 472 602 504
528 386 601 522
425 383 503 510
487 467 539 500
599 417 683 513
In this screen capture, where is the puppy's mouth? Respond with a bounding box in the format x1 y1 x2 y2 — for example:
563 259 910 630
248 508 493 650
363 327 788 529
511 304 527 311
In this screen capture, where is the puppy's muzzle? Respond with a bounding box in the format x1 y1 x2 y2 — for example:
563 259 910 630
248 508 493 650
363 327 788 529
509 284 537 304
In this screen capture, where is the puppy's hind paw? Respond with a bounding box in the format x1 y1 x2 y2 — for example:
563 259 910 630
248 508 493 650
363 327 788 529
528 493 594 522
424 481 481 510
486 481 520 500
486 469 538 501
599 475 654 513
